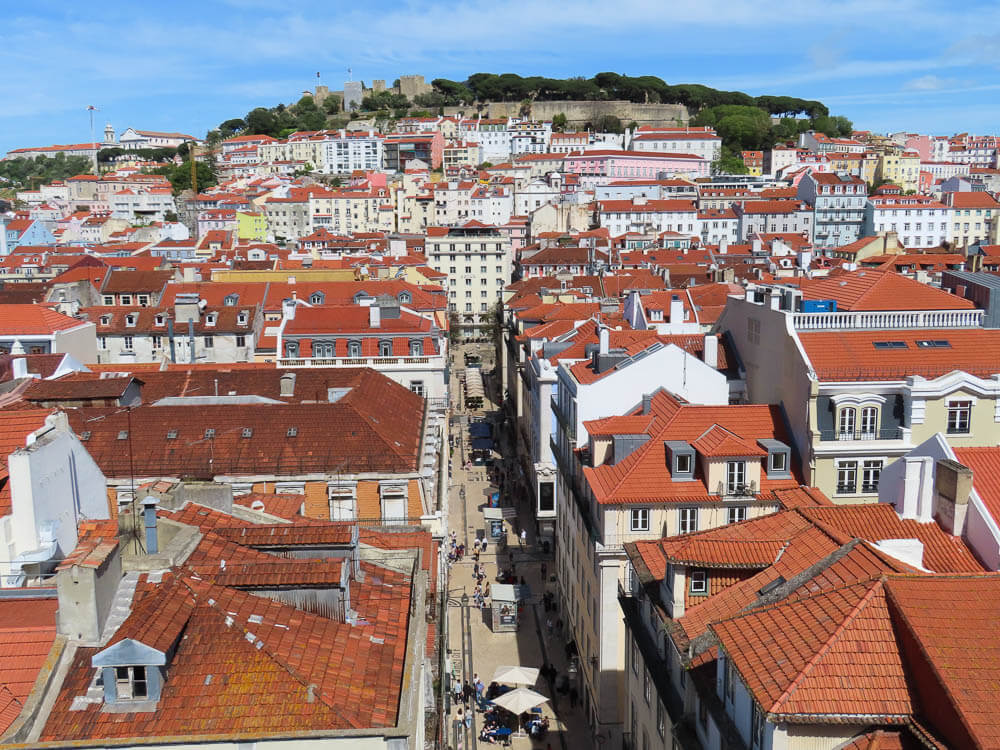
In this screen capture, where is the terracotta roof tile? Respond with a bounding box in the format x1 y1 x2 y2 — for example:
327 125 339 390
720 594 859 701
796 270 973 312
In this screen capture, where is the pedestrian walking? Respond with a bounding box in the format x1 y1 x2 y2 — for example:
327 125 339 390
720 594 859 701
463 681 474 706
464 711 473 732
546 616 553 636
540 562 547 580
453 677 463 705
520 528 527 548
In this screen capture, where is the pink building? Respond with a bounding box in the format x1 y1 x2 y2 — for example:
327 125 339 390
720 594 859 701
563 150 710 185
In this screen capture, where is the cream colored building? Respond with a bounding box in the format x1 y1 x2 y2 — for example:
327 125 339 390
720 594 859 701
717 279 999 505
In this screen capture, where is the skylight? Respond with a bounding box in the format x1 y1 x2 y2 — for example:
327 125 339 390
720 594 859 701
117 430 128 440
166 430 177 439
916 340 951 348
204 428 215 439
873 341 908 349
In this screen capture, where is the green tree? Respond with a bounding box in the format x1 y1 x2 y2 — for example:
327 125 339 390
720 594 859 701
219 118 246 138
246 107 277 136
154 160 216 194
713 147 749 175
322 94 342 115
552 113 567 131
594 115 623 133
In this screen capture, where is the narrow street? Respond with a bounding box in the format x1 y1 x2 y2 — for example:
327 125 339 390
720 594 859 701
443 341 595 750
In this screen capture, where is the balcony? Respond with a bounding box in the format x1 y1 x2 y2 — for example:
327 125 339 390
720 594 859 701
819 427 904 442
277 355 442 371
792 309 984 331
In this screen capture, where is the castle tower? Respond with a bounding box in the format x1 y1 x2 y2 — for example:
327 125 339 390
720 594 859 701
103 123 115 145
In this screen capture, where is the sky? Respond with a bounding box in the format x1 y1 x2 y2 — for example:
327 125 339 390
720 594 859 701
2 0 999 155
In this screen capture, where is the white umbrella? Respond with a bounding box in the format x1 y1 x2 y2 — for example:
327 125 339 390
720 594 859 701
490 687 549 715
491 665 539 686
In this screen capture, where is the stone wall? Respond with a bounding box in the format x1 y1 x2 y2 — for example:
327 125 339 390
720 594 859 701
443 100 690 127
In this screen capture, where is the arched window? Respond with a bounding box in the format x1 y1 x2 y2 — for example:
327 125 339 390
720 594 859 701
838 407 856 439
409 339 423 356
285 341 299 357
860 406 878 438
223 294 239 306
398 292 411 304
379 340 393 357
314 341 334 358
347 340 362 357
309 292 325 305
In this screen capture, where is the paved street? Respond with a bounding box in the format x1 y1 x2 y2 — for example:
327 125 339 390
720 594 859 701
444 343 594 750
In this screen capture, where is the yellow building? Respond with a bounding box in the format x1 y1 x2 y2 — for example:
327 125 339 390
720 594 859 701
236 211 268 242
876 151 921 192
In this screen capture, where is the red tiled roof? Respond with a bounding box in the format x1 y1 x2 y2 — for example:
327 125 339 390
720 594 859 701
0 305 87 335
0 596 58 735
712 578 913 719
796 270 974 311
953 447 1000 531
691 424 767 458
799 329 1000 381
56 520 119 571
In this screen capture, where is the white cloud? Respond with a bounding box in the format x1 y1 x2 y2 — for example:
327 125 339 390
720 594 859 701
903 74 962 91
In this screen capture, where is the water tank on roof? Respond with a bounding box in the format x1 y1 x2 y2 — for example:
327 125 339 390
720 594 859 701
800 299 837 313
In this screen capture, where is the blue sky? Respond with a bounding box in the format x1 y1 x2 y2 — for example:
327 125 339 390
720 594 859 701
2 0 998 155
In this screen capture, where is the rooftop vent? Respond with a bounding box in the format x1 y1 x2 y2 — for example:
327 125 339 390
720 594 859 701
757 576 786 597
117 430 128 440
166 430 177 439
80 431 91 441
204 428 215 439
241 428 253 438
287 427 298 437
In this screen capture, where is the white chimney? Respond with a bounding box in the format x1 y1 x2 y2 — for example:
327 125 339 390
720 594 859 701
598 325 609 355
369 305 381 328
718 238 729 254
669 295 684 323
11 357 28 379
703 334 718 369
282 298 297 320
752 238 763 254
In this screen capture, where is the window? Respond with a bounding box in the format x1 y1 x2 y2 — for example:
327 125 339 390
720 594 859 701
679 507 698 534
838 407 856 439
769 451 786 473
860 406 878 437
643 667 651 704
947 400 972 434
752 701 765 748
328 486 357 520
309 292 325 305
103 295 114 305
837 461 858 494
115 666 148 701
657 700 665 737
689 570 707 594
727 506 747 524
313 341 334 358
676 453 691 474
862 460 883 493
723 659 734 704
120 295 132 305
138 295 149 307
123 335 134 351
725 461 746 494
151 335 162 349
409 380 425 396
630 508 649 532
630 630 639 675
347 340 361 357
378 340 392 357
203 336 213 348
235 335 246 348
409 340 423 356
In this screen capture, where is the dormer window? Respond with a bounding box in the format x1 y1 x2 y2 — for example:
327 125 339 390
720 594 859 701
100 315 111 326
206 313 217 327
154 314 165 326
309 292 325 305
665 441 695 481
223 294 239 306
725 461 746 495
237 311 248 326
120 295 132 305
398 291 411 303
125 314 137 327
409 339 423 356
379 340 393 357
348 340 362 357
758 439 792 479
115 666 148 700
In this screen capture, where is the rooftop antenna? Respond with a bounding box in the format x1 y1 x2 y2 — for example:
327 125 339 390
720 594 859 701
87 105 99 175
347 66 353 82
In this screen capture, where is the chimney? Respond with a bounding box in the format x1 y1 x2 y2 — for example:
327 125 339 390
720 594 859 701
752 237 762 254
282 298 297 320
718 237 729 254
641 393 653 414
703 334 718 368
598 325 609 355
935 459 972 537
142 496 158 554
369 304 381 328
11 357 28 379
669 295 684 323
279 372 296 397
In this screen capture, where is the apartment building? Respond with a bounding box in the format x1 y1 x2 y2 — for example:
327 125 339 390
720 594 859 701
425 225 513 331
596 198 699 237
796 171 867 248
863 194 950 248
